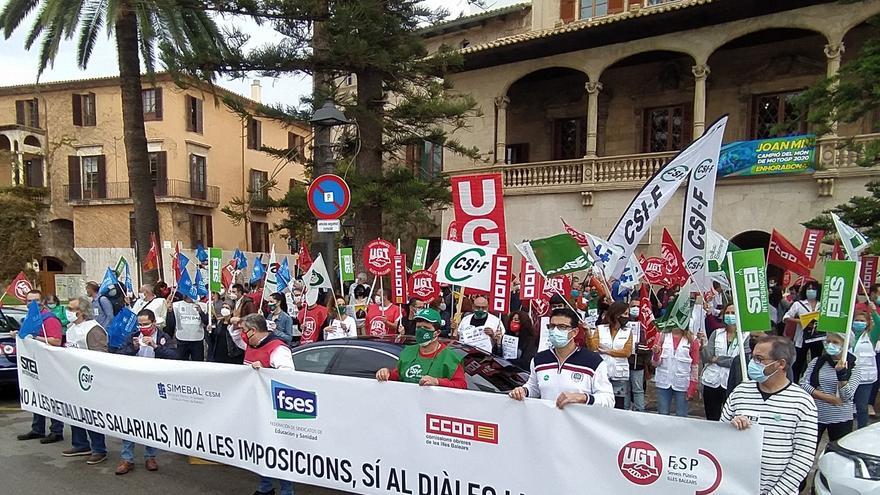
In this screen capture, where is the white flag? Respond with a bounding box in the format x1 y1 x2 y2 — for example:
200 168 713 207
607 116 728 277
618 255 644 290
681 141 719 289
264 245 278 294
584 233 624 280
831 212 870 260
303 253 333 305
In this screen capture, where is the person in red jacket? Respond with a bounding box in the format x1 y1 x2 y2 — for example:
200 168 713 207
365 288 402 337
299 291 329 345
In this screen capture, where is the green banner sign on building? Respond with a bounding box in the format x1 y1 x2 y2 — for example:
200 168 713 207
727 248 771 332
412 239 430 272
208 248 223 292
819 260 859 334
718 134 816 178
338 247 355 282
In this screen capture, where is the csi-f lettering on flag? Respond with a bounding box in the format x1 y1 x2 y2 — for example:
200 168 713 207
607 116 728 276
451 174 508 253
819 260 859 334
436 240 498 291
681 150 719 289
516 234 590 278
490 254 512 313
390 254 408 305
727 249 771 333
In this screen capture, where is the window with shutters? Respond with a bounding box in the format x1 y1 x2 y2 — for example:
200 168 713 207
190 214 213 249
186 95 204 133
505 144 530 164
287 132 305 159
643 104 690 152
405 141 443 180
247 118 262 150
251 221 270 253
189 154 207 200
751 91 806 139
553 118 586 160
250 169 269 202
24 158 43 187
72 93 96 126
81 156 102 199
15 98 40 128
148 151 168 195
143 88 163 121
560 0 576 23
580 0 608 19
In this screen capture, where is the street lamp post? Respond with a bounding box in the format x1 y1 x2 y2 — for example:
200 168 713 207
310 101 350 291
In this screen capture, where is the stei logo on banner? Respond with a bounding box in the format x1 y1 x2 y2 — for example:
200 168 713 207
272 380 318 420
19 356 38 380
78 365 93 391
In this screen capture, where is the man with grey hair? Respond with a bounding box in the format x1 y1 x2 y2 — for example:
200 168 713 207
347 271 369 303
722 335 817 495
61 296 109 465
132 284 168 330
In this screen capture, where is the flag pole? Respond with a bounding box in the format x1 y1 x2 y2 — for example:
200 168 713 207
337 248 345 299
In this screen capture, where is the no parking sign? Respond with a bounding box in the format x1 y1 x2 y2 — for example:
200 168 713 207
307 174 351 220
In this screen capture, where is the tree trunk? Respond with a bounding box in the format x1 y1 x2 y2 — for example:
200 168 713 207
115 5 161 284
352 68 384 271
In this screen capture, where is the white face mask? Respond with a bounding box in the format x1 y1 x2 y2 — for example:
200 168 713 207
439 302 447 311
374 296 383 305
66 310 78 322
229 293 239 301
220 308 232 317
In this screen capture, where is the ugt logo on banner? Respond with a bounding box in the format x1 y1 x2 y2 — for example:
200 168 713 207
451 174 508 253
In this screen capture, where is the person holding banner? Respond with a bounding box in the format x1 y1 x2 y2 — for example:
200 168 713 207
509 308 615 408
375 308 467 389
266 292 294 345
651 324 700 417
800 331 861 443
700 303 741 421
852 309 880 429
365 289 402 337
783 281 823 382
588 302 633 409
626 298 651 412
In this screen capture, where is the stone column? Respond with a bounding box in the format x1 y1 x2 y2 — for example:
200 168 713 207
585 81 603 158
691 64 710 139
494 96 509 164
824 41 845 135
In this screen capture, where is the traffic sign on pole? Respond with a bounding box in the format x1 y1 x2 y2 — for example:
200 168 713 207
307 174 351 220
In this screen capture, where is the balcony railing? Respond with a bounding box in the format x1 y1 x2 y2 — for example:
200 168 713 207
453 133 877 191
63 179 220 205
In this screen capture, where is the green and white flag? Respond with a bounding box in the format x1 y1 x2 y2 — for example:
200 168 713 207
208 247 222 292
831 212 869 261
412 239 430 272
338 247 355 282
655 280 694 331
303 253 333 306
515 234 591 278
727 248 771 333
819 260 859 334
114 256 128 277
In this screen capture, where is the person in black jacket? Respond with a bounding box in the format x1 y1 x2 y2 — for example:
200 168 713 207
495 311 538 370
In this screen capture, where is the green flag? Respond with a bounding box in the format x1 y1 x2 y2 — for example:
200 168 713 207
208 248 223 292
412 239 430 272
114 256 128 276
338 247 355 282
515 234 591 277
655 281 694 332
819 260 859 334
727 248 771 333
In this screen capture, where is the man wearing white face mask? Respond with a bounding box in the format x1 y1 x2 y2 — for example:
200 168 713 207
132 284 168 330
509 308 614 409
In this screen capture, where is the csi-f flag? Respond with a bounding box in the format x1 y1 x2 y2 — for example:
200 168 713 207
831 212 870 261
584 232 623 279
516 234 590 278
304 253 333 291
819 260 859 334
727 249 771 333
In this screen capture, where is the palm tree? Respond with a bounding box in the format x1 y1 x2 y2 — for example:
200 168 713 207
0 0 226 283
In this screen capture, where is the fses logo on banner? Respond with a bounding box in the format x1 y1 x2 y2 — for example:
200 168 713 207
436 240 498 291
490 254 512 313
451 174 508 253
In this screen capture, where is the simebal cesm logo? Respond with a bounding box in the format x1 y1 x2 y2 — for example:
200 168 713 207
271 380 317 420
444 247 490 284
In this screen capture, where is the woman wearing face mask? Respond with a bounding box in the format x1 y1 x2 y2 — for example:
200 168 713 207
350 285 370 334
207 302 242 363
784 281 823 382
626 298 652 412
497 311 537 370
588 302 633 410
800 332 861 443
851 309 880 429
700 304 741 421
265 293 293 346
324 297 357 340
376 308 466 388
44 294 69 329
651 322 700 417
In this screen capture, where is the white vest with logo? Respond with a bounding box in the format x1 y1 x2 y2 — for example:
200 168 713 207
597 324 631 380
173 301 204 341
655 334 693 392
701 330 738 389
65 320 104 350
855 333 878 385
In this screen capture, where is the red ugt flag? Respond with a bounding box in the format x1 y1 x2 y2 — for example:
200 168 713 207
661 228 690 286
5 271 33 303
639 285 659 348
561 218 589 247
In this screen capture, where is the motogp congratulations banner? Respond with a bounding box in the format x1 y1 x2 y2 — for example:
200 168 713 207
17 339 762 494
718 134 816 177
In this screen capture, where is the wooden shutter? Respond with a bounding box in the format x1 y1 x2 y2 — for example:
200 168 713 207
288 132 295 153
189 154 197 197
15 100 25 125
185 96 194 131
31 98 39 128
196 98 204 133
682 103 694 147
255 120 262 149
262 224 270 253
206 215 214 247
154 88 163 120
72 94 83 126
86 93 96 126
608 0 625 14
68 156 81 200
96 155 107 199
560 0 576 23
156 151 168 195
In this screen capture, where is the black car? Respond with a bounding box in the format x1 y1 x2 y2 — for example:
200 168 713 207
291 336 529 393
0 306 26 386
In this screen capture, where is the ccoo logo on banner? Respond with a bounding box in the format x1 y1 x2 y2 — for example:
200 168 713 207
451 174 508 253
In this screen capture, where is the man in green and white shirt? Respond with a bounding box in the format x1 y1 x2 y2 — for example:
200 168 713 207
376 308 467 389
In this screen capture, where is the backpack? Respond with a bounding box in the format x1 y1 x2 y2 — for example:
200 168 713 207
103 285 126 316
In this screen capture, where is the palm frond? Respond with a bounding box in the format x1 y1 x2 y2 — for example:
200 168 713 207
77 0 107 68
0 0 39 39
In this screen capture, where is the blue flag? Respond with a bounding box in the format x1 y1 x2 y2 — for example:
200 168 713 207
195 269 208 298
234 249 248 270
123 261 134 295
250 256 266 285
99 267 120 295
106 308 138 349
177 270 199 300
18 301 46 339
196 243 209 264
276 257 291 291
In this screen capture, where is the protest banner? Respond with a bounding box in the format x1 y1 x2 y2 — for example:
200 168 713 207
639 256 668 286
451 174 508 253
727 249 771 333
16 338 763 494
800 229 825 270
338 248 355 283
408 270 439 302
436 240 497 291
660 229 690 287
681 145 718 289
5 271 33 303
446 221 460 242
607 116 728 276
516 234 590 278
363 239 395 276
390 253 408 305
412 239 430 272
208 248 223 293
585 232 623 279
718 134 816 177
489 254 512 314
519 258 542 301
819 260 859 334
862 255 879 287
768 230 810 278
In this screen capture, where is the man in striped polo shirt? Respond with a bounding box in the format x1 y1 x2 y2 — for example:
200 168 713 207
722 335 818 495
